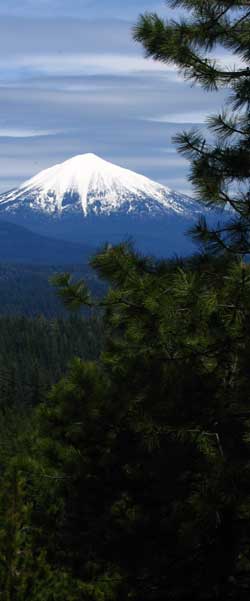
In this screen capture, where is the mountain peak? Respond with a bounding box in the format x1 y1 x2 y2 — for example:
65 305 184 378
0 153 199 219
61 152 106 165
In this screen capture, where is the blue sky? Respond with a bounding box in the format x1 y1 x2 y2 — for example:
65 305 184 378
0 0 226 194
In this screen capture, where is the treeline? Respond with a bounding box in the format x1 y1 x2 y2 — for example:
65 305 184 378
0 315 103 407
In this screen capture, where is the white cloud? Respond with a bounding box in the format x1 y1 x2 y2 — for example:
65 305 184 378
148 110 209 124
0 128 61 138
0 53 177 77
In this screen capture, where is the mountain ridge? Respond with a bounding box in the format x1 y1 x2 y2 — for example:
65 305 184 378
0 220 92 264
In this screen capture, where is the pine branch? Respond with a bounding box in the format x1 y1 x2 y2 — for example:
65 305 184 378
207 112 246 139
134 10 250 92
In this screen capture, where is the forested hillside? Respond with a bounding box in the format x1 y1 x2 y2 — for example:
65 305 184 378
0 315 102 407
0 263 104 316
0 221 92 264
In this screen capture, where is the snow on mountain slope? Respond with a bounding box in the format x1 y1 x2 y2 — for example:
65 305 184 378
0 153 201 218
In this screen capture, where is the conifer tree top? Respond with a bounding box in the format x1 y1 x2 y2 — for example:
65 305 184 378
134 1 250 91
134 1 250 256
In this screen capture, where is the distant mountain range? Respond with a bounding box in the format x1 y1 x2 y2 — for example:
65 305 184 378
0 153 217 257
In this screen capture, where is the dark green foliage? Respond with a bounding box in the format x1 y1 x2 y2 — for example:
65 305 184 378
134 1 250 255
4 244 246 600
1 245 250 598
52 273 92 310
0 315 103 407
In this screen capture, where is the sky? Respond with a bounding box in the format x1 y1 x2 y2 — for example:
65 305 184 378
0 0 227 195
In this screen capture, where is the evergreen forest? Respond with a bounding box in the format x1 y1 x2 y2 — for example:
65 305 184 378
1 1 250 599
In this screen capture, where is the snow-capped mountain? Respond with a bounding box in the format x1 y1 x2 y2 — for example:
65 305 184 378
0 153 215 256
0 153 200 218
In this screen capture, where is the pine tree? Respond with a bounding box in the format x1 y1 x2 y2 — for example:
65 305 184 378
134 1 250 255
53 244 250 599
